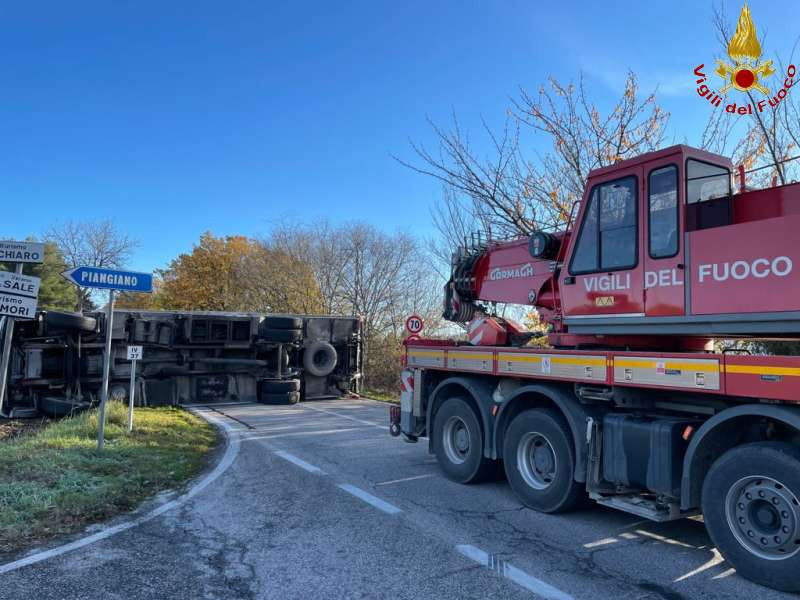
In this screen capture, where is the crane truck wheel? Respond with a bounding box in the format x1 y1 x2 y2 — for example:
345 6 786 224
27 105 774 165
432 397 495 484
702 442 800 592
502 409 583 513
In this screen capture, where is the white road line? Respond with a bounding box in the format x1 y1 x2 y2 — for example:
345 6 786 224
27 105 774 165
337 484 402 514
582 537 618 549
303 404 389 430
455 544 574 600
375 473 435 486
244 427 370 441
0 408 240 575
274 451 325 474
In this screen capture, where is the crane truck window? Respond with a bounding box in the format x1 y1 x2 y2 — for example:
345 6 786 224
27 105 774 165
570 176 637 274
687 159 730 203
648 166 679 259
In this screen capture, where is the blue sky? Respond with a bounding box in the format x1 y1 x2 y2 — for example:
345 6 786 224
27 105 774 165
3 1 798 271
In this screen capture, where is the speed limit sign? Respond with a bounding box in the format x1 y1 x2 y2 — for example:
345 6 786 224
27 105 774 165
405 314 424 335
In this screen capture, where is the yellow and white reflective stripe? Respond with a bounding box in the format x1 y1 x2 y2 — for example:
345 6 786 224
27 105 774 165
407 350 444 358
498 354 606 367
448 352 493 361
614 359 719 373
724 364 800 377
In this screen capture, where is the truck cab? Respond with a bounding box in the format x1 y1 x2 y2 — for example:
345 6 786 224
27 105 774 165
560 145 800 337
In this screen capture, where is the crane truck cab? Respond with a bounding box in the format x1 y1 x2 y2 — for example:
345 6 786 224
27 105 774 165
561 145 800 338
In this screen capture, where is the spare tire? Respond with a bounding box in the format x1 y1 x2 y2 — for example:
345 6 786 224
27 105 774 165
303 341 338 377
261 328 302 343
44 311 97 333
260 379 301 394
262 316 302 331
260 391 300 405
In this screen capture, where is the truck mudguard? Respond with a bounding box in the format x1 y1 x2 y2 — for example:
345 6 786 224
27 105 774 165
681 403 800 510
426 376 496 458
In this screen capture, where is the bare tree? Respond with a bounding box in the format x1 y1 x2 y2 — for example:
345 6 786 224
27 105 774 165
704 3 800 186
264 220 442 390
397 71 669 276
46 220 138 310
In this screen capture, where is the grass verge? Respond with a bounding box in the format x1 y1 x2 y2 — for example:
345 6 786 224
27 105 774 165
0 401 219 555
364 389 400 404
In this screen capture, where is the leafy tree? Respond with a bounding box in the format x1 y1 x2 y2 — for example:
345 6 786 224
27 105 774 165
155 232 323 314
158 233 254 311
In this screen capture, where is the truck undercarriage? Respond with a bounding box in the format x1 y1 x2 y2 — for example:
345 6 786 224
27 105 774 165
3 309 362 417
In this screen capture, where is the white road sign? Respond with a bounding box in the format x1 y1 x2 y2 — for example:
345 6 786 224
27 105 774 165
0 271 40 319
127 345 143 360
0 240 45 264
0 271 41 298
0 295 37 319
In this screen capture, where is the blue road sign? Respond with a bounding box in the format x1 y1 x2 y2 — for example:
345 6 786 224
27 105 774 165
61 266 153 293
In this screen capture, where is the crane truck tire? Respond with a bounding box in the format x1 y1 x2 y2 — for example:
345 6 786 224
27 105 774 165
260 328 302 343
432 397 495 483
303 341 338 377
702 442 800 592
261 316 303 330
502 409 583 513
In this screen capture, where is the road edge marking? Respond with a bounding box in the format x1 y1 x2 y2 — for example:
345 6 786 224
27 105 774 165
274 450 325 474
0 407 240 575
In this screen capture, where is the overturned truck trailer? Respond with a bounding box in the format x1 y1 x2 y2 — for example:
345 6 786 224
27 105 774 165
5 309 362 417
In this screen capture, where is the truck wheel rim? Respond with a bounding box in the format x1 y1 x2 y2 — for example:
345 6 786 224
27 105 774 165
517 432 557 490
725 475 800 560
443 416 470 464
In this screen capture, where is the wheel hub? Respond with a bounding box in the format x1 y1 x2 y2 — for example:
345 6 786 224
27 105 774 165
726 475 800 560
517 432 557 491
443 416 470 464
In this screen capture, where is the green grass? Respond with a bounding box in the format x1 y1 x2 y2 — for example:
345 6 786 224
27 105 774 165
364 389 400 404
0 402 219 555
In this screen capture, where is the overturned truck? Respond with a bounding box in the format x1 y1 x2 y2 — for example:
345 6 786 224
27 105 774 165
4 309 362 417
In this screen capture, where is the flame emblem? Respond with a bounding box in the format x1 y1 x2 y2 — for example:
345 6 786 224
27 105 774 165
715 3 775 95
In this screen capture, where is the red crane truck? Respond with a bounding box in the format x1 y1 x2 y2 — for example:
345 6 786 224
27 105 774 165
390 144 800 592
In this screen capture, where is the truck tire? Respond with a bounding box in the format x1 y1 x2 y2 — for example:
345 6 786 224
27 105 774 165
702 442 800 592
260 379 301 394
260 391 300 405
303 341 338 377
432 397 495 484
261 328 302 343
503 409 583 513
44 311 97 333
262 316 302 330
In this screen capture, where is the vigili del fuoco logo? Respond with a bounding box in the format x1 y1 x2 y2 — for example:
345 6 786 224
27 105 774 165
694 2 795 114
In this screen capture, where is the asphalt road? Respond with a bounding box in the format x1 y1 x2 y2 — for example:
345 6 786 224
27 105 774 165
0 398 796 600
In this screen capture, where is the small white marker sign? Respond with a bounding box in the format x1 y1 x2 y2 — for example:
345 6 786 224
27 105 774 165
127 345 143 361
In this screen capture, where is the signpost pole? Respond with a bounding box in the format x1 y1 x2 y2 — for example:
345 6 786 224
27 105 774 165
97 289 115 451
0 263 24 417
128 357 136 433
